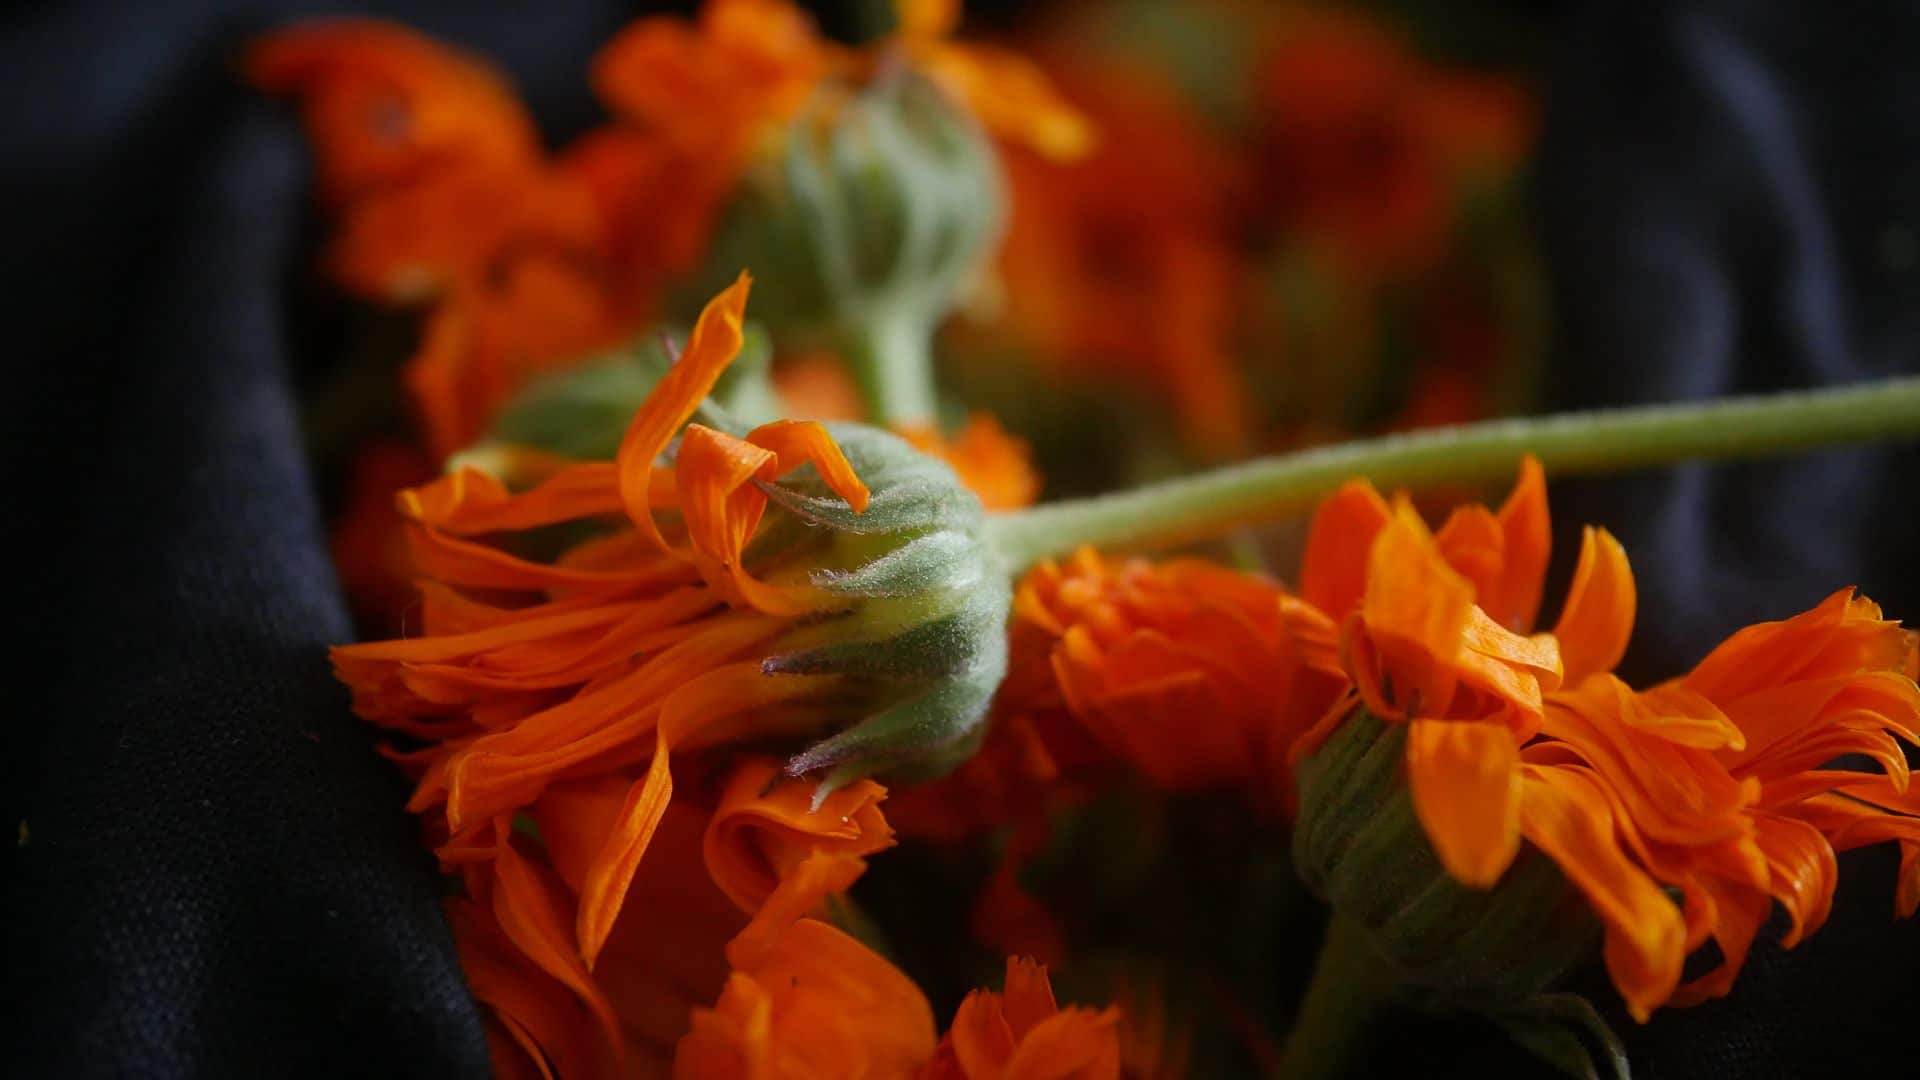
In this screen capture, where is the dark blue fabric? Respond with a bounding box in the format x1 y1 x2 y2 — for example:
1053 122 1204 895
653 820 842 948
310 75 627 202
3 1 1916 1077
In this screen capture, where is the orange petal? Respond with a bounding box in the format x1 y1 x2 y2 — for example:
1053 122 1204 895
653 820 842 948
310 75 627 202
1553 527 1635 685
577 737 674 969
1489 455 1550 631
616 274 751 545
1405 719 1522 887
1517 765 1686 1022
1300 480 1391 622
745 419 871 512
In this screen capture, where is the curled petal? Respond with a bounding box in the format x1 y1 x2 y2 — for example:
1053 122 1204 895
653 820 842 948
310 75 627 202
1553 527 1636 685
1517 766 1686 1022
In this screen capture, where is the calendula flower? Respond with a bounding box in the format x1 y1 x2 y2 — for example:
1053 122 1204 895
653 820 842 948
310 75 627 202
244 19 540 205
1012 547 1344 805
919 957 1122 1080
1289 457 1920 1051
333 276 1014 1073
251 20 641 458
1520 589 1920 1018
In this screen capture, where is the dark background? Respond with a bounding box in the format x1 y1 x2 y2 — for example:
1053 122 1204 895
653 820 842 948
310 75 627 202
3 1 1916 1076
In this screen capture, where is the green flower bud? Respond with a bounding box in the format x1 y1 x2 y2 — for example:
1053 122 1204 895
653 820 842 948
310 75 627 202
1292 710 1630 1079
682 72 1007 426
758 422 1010 791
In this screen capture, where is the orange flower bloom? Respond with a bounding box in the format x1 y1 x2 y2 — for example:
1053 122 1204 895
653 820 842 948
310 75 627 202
1522 589 1920 1018
592 0 835 168
986 51 1250 457
1294 458 1587 887
331 278 887 1064
900 414 1043 512
245 19 540 204
252 19 644 458
1255 8 1533 279
676 909 940 1079
1291 459 1920 1023
918 957 1121 1080
1018 547 1344 804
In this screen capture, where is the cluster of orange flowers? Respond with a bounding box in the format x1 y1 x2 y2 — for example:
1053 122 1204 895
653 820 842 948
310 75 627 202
262 3 1920 1077
253 1 1058 630
927 460 1920 1026
960 2 1537 462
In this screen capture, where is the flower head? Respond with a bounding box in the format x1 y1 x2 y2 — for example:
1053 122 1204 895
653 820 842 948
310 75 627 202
1289 458 1920 1028
331 277 1016 1071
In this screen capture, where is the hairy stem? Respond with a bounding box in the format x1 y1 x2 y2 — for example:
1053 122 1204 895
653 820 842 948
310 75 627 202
988 377 1920 569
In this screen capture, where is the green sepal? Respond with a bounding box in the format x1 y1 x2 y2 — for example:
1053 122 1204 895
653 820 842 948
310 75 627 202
1488 993 1632 1080
1292 708 1608 1007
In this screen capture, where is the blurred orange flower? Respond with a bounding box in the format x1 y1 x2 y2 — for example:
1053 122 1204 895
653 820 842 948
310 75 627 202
245 19 540 204
988 52 1251 457
1255 7 1533 279
900 414 1043 511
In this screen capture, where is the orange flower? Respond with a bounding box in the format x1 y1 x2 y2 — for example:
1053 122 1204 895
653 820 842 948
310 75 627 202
887 0 1095 161
986 51 1250 457
1521 590 1920 1018
918 957 1121 1080
899 414 1042 511
331 278 882 1065
592 0 835 168
1018 548 1344 804
1291 459 1920 1023
251 19 645 458
245 19 540 204
1293 458 1590 887
1254 8 1533 279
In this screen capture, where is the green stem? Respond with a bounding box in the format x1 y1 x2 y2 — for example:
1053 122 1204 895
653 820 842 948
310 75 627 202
1275 913 1397 1080
988 376 1920 569
844 311 937 428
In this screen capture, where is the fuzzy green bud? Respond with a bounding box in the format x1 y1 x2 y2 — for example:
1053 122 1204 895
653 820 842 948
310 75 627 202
757 422 1009 790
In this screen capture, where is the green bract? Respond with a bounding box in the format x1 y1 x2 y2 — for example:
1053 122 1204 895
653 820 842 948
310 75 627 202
759 422 1009 793
1292 711 1630 1080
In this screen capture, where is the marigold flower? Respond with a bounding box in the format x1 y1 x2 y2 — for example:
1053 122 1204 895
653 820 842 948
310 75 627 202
1013 547 1344 804
592 0 835 169
1290 457 1920 1031
245 19 540 204
251 19 644 458
332 276 1014 1073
